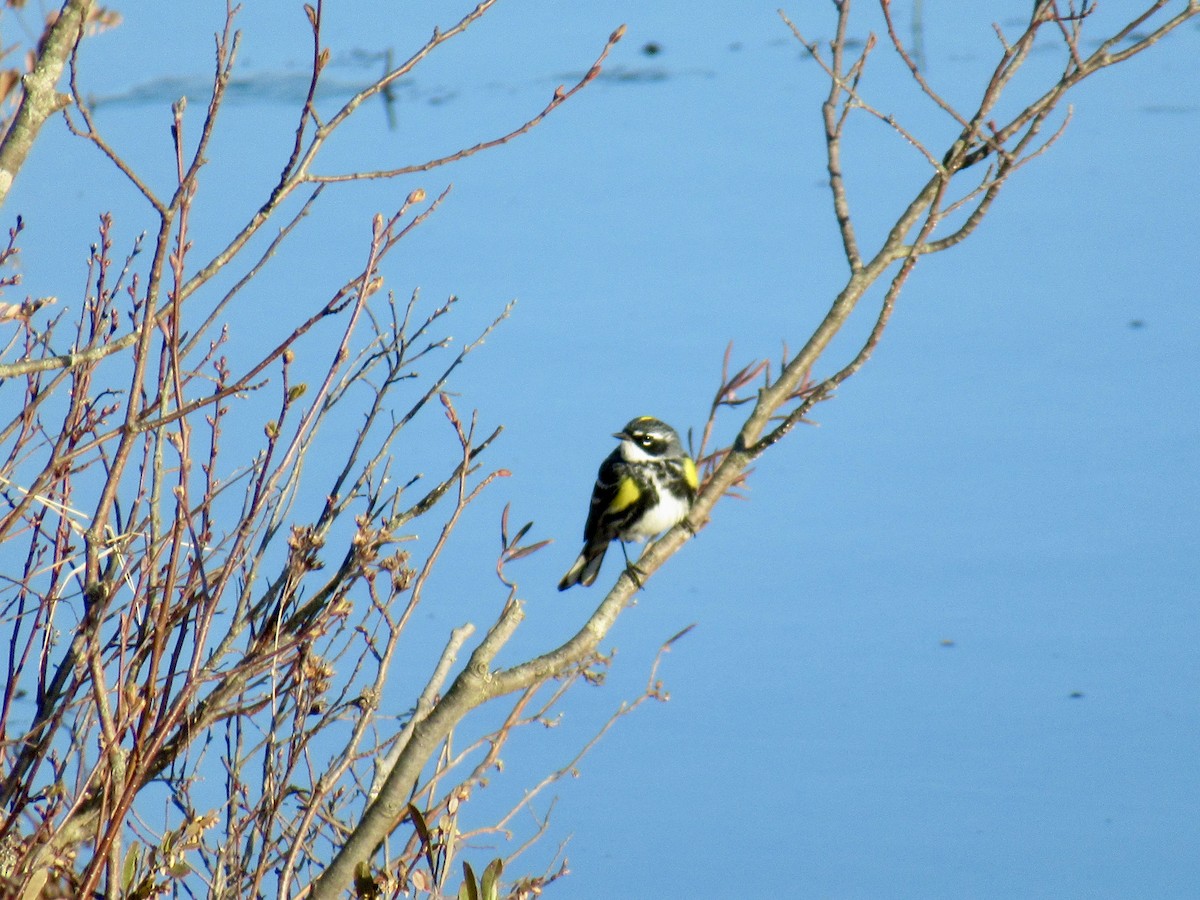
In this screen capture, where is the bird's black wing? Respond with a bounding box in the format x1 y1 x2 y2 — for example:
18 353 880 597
581 448 625 544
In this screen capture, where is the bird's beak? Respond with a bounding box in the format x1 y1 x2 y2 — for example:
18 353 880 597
612 430 630 441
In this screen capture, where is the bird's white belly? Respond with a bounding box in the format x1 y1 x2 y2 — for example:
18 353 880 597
621 491 689 541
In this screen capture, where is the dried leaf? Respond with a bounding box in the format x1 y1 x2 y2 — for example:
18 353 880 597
507 539 551 562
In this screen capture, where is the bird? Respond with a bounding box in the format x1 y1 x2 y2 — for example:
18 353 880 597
558 416 698 591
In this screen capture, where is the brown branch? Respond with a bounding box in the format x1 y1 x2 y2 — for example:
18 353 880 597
463 627 688 850
880 0 970 127
783 13 939 174
307 24 627 184
0 0 96 209
0 9 614 381
366 624 476 803
63 33 164 213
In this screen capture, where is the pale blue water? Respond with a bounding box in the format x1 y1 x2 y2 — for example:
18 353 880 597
5 2 1197 897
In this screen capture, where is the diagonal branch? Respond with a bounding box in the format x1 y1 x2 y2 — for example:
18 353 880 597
0 0 96 209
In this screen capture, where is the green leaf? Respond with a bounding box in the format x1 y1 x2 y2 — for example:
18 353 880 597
460 861 479 900
121 844 140 891
480 857 504 900
168 859 191 878
406 803 437 875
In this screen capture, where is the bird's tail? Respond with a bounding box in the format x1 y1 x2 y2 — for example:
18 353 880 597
557 544 607 591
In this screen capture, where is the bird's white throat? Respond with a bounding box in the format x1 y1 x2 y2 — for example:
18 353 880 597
618 439 656 463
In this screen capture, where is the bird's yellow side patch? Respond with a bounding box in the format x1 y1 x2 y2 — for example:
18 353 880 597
610 476 641 511
683 457 698 491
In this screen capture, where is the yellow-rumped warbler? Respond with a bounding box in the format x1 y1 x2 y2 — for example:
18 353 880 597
558 416 698 591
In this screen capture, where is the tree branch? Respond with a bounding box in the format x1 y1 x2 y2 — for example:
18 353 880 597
0 0 96 208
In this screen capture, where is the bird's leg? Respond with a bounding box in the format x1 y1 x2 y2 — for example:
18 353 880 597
619 541 645 588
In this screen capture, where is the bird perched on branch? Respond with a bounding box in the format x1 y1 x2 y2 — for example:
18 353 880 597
558 416 698 591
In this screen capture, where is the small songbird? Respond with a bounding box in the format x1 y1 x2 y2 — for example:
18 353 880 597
558 416 698 591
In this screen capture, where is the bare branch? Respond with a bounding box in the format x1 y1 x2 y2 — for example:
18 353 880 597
306 24 627 184
0 0 97 208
